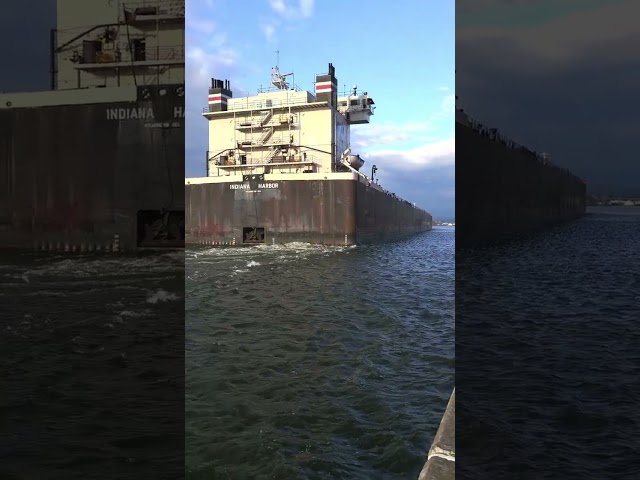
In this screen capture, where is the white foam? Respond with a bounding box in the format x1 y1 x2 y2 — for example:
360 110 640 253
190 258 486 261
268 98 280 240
146 289 180 304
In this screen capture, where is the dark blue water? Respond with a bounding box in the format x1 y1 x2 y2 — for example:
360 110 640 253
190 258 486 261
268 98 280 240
1 252 185 480
457 207 640 479
185 228 455 479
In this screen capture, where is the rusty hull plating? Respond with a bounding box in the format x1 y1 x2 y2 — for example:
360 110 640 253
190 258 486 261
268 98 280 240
186 174 432 246
0 85 185 251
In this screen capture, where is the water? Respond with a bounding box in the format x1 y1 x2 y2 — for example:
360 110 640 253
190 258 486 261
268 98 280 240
457 207 640 478
185 228 455 479
1 252 185 480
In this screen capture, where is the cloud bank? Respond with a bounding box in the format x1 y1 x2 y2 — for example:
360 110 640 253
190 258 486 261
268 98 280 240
456 0 640 195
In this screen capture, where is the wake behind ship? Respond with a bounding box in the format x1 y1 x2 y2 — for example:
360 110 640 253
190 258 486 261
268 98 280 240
185 63 432 246
0 0 185 251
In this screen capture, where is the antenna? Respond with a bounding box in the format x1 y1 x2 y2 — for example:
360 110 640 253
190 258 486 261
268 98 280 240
270 51 293 91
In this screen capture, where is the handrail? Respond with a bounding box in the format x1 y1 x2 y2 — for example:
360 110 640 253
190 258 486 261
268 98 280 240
122 0 185 16
457 108 583 181
256 83 303 93
141 45 184 61
77 44 184 64
202 97 312 112
216 160 319 169
209 151 323 167
336 88 371 98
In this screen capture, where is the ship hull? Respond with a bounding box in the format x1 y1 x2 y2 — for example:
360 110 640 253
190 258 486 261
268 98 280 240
0 85 185 251
457 121 586 246
185 174 432 246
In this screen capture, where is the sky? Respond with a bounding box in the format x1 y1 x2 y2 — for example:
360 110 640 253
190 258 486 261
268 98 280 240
457 0 640 196
0 1 55 93
186 0 455 220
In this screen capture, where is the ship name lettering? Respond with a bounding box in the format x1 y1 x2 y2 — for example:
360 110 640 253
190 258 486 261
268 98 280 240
106 107 186 121
229 184 249 190
107 107 155 120
258 183 279 189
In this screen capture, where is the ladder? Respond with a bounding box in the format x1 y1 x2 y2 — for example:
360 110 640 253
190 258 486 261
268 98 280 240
257 127 274 145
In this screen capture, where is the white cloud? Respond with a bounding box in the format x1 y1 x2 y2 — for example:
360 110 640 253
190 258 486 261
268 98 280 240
261 22 277 43
186 47 238 92
270 0 286 14
349 90 454 177
187 18 217 35
351 121 435 149
350 92 454 150
366 138 455 172
440 94 455 113
299 0 314 17
268 0 314 19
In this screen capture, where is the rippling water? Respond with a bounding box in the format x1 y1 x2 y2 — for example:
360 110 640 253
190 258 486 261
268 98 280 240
1 252 185 480
186 228 455 479
457 207 640 479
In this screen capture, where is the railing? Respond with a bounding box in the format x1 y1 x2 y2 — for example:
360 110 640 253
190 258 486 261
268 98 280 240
256 83 303 94
230 96 313 110
235 120 263 128
458 109 551 165
77 45 184 65
336 88 371 98
208 160 321 178
144 45 184 61
122 0 185 18
239 120 299 129
234 116 295 129
235 136 293 147
209 152 324 168
257 128 273 144
215 160 318 169
457 108 585 183
202 95 322 114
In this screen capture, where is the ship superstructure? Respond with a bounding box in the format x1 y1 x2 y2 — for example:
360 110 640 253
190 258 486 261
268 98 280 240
186 63 432 246
203 63 374 178
0 0 185 251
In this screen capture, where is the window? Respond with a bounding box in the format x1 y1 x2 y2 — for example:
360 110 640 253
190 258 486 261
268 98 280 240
132 39 146 61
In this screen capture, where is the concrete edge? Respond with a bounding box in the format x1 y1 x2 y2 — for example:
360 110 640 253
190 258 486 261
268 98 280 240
418 389 455 480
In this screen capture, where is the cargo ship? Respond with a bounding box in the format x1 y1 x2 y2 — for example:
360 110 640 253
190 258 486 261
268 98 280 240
0 0 185 252
456 104 586 246
185 63 432 246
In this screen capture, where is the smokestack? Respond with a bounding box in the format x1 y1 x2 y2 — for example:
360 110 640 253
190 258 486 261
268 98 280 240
208 78 233 112
314 62 338 107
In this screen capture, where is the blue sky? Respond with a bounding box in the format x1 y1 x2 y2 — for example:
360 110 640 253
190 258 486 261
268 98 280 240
186 0 455 220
